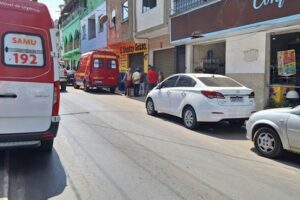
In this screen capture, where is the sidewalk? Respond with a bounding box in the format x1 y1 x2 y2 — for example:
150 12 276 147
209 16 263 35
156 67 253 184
116 88 146 103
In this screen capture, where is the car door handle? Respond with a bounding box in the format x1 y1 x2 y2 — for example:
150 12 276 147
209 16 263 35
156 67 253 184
181 92 186 97
167 91 171 95
0 93 17 98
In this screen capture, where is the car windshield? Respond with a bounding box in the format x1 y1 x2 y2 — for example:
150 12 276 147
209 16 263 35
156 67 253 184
198 77 242 87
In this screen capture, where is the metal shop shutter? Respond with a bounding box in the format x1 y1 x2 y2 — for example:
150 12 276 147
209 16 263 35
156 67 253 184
154 48 175 78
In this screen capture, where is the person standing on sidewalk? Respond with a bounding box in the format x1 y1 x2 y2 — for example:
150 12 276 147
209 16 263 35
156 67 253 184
147 65 158 91
132 68 141 97
123 68 133 96
158 70 164 83
139 71 146 96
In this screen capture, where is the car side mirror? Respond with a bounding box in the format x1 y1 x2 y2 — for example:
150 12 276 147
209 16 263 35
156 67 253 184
292 109 300 115
156 83 162 89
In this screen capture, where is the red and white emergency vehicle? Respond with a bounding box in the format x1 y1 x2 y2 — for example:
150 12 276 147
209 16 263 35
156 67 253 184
0 0 60 151
74 51 119 93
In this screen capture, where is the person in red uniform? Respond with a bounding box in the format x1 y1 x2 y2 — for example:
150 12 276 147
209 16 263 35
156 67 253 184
147 65 158 91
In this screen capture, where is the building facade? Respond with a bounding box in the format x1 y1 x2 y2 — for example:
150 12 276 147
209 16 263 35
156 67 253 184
107 0 148 73
59 0 105 68
170 0 300 109
80 0 107 53
135 0 178 78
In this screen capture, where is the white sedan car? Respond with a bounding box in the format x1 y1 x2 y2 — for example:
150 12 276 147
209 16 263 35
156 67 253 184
146 74 256 129
246 106 300 158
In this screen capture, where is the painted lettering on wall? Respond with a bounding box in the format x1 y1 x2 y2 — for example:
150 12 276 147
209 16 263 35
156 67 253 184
253 0 285 10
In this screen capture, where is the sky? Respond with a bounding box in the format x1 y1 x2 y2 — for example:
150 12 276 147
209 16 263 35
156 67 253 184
38 0 64 20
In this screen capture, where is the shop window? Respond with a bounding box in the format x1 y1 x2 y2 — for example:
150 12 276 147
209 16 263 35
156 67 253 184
193 43 226 75
122 1 128 22
88 16 96 40
110 9 116 27
142 0 157 13
270 32 300 105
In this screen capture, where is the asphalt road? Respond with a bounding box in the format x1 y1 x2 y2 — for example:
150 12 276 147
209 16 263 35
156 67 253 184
1 87 300 200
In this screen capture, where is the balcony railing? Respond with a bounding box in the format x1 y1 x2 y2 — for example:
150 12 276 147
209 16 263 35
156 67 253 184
173 0 218 15
62 6 87 27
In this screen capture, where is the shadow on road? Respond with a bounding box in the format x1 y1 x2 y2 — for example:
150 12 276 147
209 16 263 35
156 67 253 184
85 88 122 96
250 147 300 170
157 113 247 140
8 148 66 200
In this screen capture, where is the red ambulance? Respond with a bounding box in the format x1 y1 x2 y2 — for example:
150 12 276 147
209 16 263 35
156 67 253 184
0 0 60 151
74 51 119 93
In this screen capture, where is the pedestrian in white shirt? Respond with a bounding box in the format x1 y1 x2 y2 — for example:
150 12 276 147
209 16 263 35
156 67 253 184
132 68 141 97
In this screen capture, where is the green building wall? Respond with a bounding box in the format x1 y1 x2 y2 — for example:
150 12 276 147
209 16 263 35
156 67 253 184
61 0 105 67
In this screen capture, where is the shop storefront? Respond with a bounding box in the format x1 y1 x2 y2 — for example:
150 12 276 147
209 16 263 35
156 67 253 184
109 42 148 73
171 0 300 109
269 31 300 107
192 42 226 75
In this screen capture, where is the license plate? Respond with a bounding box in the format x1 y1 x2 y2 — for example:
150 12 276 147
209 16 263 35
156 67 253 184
230 96 243 102
95 80 102 83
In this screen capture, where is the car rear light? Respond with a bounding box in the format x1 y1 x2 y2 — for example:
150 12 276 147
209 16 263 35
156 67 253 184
41 133 56 139
64 69 68 77
249 92 255 98
52 81 60 116
201 91 225 99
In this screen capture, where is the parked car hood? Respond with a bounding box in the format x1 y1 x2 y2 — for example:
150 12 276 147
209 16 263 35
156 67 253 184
253 108 292 117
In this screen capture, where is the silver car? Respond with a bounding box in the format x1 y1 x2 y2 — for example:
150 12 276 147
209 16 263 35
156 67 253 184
246 106 300 158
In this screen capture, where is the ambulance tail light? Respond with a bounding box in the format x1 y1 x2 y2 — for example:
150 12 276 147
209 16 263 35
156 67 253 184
52 81 60 116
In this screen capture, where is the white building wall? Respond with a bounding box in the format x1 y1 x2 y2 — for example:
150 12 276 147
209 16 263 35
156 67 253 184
226 32 267 74
136 0 164 32
226 32 268 109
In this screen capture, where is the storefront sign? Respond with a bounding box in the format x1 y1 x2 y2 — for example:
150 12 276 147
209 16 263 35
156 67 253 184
120 43 147 54
277 49 296 76
171 0 300 42
253 0 285 10
109 42 148 73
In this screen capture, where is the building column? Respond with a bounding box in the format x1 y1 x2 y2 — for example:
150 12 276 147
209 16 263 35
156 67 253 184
185 44 193 73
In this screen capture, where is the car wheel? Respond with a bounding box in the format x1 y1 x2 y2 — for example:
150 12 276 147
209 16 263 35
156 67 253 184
254 127 283 158
183 106 198 130
73 80 80 89
39 139 54 152
146 98 157 116
110 87 116 93
83 81 90 92
229 120 245 127
60 82 67 91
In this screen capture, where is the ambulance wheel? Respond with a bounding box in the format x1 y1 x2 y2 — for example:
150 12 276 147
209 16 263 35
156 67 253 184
60 82 67 91
39 139 53 152
74 81 80 89
110 87 116 93
84 81 90 92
